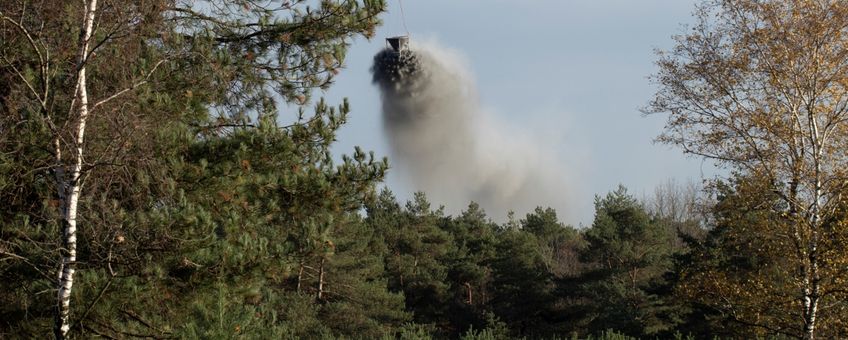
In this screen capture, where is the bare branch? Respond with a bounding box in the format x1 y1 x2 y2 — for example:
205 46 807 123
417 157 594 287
1 55 47 111
92 58 168 109
0 250 55 283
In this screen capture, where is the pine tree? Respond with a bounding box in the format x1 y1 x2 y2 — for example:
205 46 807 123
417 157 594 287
521 207 584 278
1 0 389 337
314 214 410 338
489 227 554 337
574 186 675 336
366 190 455 333
441 202 499 334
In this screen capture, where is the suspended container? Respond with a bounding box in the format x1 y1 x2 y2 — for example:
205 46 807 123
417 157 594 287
386 36 410 53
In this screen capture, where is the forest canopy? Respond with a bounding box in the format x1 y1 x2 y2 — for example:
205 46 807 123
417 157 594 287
2 0 848 339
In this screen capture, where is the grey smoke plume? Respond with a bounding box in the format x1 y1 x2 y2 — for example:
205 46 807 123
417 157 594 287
372 40 575 221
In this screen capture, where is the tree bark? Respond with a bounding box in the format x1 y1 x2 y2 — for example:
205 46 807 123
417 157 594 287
296 259 304 293
55 0 97 338
316 257 325 301
803 112 823 340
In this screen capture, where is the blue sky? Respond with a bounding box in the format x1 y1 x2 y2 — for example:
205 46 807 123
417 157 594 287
321 0 714 226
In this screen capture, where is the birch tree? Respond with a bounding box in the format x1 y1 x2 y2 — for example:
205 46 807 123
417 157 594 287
2 0 386 337
53 1 97 336
646 0 848 338
1 1 169 337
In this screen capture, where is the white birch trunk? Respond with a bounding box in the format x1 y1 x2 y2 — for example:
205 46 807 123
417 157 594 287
801 102 824 340
296 259 304 293
55 0 97 338
803 181 821 340
316 258 325 300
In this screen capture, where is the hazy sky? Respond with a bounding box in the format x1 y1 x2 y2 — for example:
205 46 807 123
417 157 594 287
320 0 714 226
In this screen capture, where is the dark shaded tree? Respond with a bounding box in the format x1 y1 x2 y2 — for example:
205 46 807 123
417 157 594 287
441 202 499 335
573 186 676 336
489 228 555 337
366 190 455 333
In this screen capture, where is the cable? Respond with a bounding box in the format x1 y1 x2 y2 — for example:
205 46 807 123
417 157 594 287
398 0 409 36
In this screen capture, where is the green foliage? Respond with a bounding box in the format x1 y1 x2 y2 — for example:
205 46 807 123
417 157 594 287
366 191 455 331
675 177 848 338
459 313 511 340
440 203 499 333
1 0 393 337
5 0 836 338
388 323 435 340
568 186 678 337
583 329 638 340
522 207 584 277
489 228 555 336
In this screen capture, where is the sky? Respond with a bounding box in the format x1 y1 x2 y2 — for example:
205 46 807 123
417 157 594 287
320 0 715 227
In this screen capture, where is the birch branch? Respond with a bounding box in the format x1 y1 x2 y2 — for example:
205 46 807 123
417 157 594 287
92 58 168 109
0 250 55 283
0 9 52 109
0 10 46 80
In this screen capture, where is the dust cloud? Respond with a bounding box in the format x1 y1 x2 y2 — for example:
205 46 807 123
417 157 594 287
372 40 577 222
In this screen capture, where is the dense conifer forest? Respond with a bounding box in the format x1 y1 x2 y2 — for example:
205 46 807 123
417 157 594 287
3 0 848 339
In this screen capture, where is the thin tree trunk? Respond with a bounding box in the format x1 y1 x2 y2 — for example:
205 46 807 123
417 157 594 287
316 257 325 301
296 258 304 293
55 1 97 338
802 104 823 340
803 197 821 340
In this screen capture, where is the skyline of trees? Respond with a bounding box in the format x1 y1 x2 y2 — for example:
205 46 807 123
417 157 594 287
3 0 848 339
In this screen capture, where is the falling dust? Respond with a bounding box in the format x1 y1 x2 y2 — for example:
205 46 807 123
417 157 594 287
372 40 578 222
